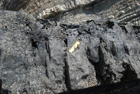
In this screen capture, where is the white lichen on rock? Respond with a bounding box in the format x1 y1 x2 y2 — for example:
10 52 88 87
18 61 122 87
69 41 80 53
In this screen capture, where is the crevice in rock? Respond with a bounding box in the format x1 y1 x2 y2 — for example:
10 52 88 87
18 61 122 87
87 44 115 85
121 63 138 82
45 59 49 78
26 23 29 27
31 38 38 49
124 45 129 55
133 26 140 40
81 75 89 80
98 45 115 84
106 21 114 29
0 49 1 56
133 26 140 34
45 40 51 60
64 39 68 46
42 37 50 78
22 88 27 94
63 39 71 92
59 79 140 94
37 19 56 29
0 79 10 94
60 24 79 29
120 26 128 33
86 47 103 85
64 57 71 92
97 46 106 84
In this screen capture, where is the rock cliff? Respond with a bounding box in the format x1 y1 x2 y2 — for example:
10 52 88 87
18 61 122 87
0 0 140 94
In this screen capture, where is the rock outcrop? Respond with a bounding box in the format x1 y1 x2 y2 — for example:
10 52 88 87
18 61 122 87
0 10 140 94
0 0 140 25
0 0 140 94
98 0 140 25
0 0 100 19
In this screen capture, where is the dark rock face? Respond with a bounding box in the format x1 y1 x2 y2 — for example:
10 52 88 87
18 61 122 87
0 10 140 94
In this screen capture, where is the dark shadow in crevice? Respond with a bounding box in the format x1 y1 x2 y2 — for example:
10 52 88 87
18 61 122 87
0 79 11 94
31 38 38 49
64 39 68 46
22 88 27 94
60 24 79 29
124 45 129 55
60 79 140 94
133 26 140 34
63 39 71 92
45 37 51 60
44 59 49 78
86 47 103 85
0 49 1 56
120 26 128 33
106 21 114 29
121 63 138 82
64 56 71 92
87 45 116 85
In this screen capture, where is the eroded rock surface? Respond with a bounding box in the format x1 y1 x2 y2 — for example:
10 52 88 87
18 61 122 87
0 10 140 94
98 0 140 25
0 0 100 18
0 0 139 25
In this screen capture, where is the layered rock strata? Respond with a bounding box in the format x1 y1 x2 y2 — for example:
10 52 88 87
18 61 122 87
98 0 140 25
0 0 140 25
0 0 100 19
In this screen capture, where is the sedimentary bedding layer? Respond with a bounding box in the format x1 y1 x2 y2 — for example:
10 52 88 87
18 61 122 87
0 0 140 25
0 0 100 18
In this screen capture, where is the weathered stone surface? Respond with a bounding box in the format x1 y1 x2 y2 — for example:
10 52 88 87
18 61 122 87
0 11 66 94
0 0 140 25
0 9 140 94
97 0 140 25
0 0 140 94
0 0 100 19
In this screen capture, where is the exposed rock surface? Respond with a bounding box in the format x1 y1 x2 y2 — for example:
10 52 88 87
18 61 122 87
0 0 140 94
0 0 100 19
0 10 140 94
0 0 140 25
98 0 140 25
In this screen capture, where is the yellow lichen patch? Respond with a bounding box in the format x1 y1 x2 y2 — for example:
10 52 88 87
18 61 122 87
69 41 80 53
